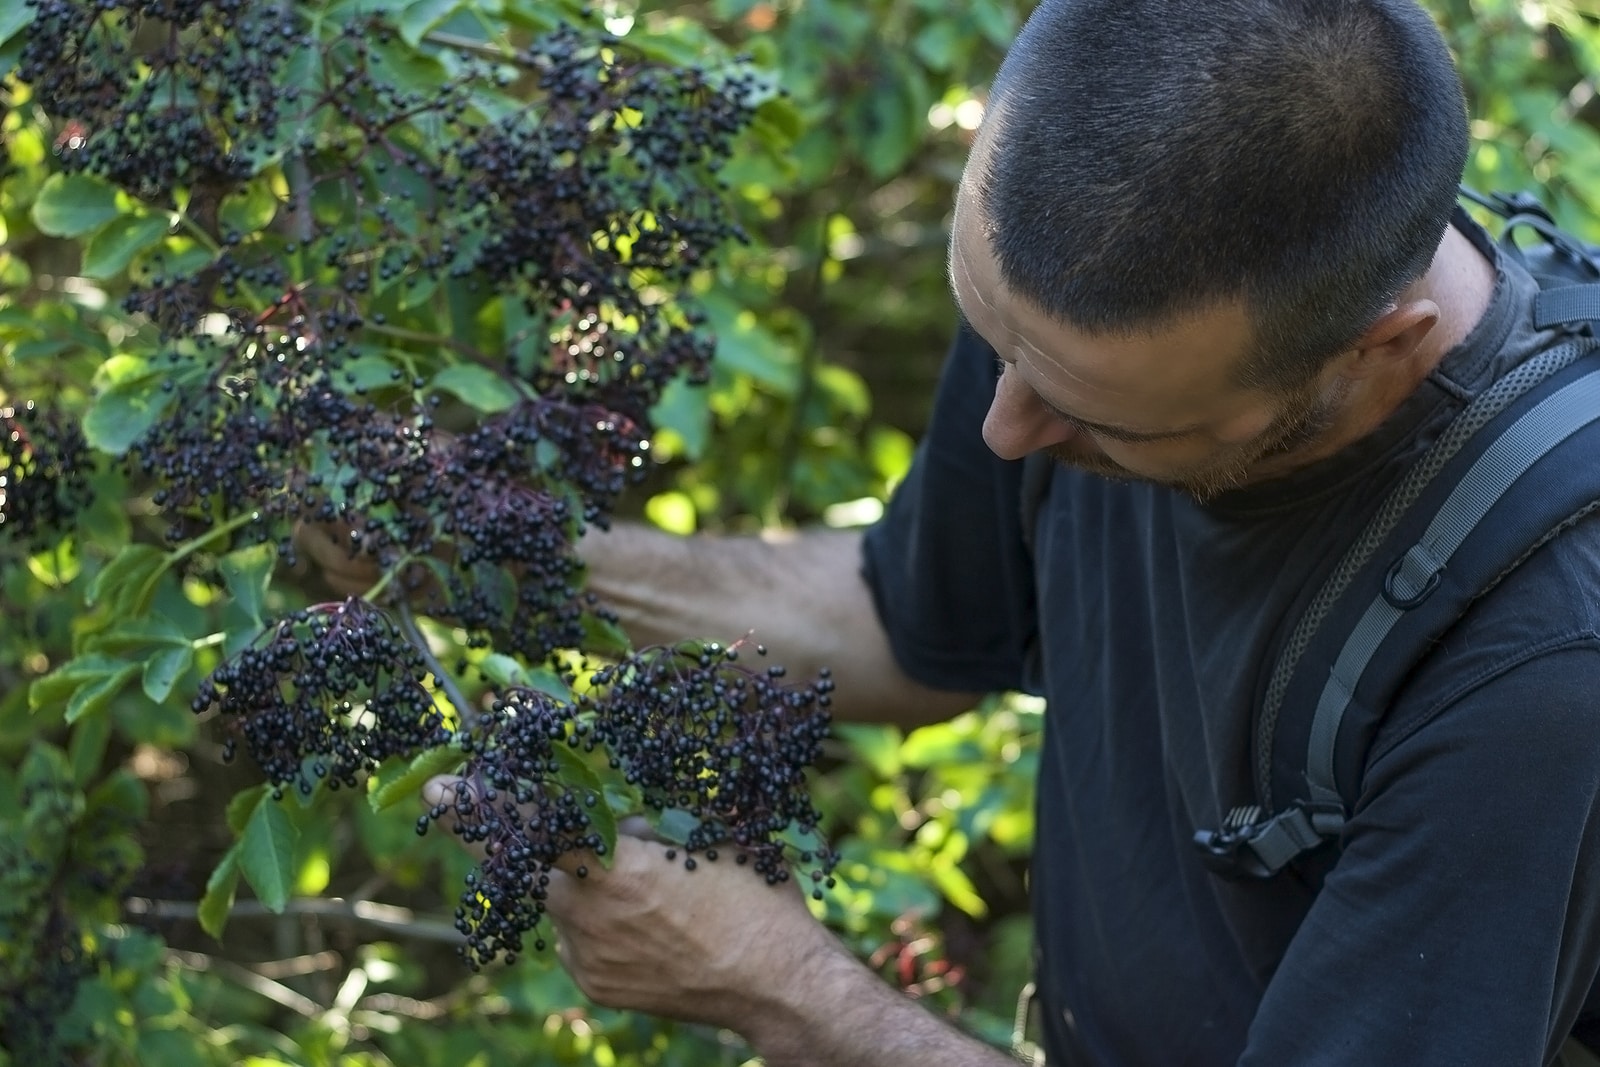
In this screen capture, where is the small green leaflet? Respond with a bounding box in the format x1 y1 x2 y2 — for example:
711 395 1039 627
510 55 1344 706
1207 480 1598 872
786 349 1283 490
225 784 268 835
239 798 298 914
0 5 35 51
551 744 617 867
142 644 194 703
31 173 123 238
65 664 140 724
368 745 465 813
431 364 520 413
198 846 241 939
81 215 171 280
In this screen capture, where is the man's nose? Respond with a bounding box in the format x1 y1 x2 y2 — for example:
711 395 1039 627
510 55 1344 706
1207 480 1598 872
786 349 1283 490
981 370 1076 460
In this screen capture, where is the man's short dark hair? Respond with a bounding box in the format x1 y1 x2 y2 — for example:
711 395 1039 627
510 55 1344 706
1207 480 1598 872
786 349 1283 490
976 0 1470 389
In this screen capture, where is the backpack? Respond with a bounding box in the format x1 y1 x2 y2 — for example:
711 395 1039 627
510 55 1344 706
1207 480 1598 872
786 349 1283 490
1019 187 1600 879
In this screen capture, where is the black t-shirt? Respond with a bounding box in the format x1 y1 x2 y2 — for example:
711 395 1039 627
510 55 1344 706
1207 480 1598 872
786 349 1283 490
862 224 1600 1066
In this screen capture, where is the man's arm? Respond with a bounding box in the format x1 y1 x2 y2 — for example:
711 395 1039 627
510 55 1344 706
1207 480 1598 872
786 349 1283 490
530 825 1016 1067
580 522 981 727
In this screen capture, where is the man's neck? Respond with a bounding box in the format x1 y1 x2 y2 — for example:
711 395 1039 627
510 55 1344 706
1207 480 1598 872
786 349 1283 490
1253 222 1499 480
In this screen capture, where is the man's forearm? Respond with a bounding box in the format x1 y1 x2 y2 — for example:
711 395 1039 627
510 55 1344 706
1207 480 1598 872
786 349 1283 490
741 941 1017 1067
579 523 979 727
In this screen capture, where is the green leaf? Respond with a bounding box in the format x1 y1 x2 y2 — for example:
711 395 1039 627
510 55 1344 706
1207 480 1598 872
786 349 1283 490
651 807 700 846
218 180 280 236
91 615 190 651
239 798 297 913
65 664 140 724
477 652 528 688
28 654 126 710
219 543 275 627
86 543 166 611
32 173 123 238
521 667 571 702
551 745 617 867
650 377 711 460
142 644 194 703
80 215 171 279
226 784 268 835
431 363 520 413
0 5 35 50
198 846 241 939
82 378 176 455
340 354 402 392
368 744 465 813
400 0 462 47
68 714 113 787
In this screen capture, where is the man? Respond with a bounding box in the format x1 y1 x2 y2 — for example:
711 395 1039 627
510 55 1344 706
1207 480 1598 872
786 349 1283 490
311 0 1600 1062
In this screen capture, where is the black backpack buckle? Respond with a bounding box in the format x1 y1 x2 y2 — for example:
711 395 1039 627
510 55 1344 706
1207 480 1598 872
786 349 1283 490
1193 803 1343 881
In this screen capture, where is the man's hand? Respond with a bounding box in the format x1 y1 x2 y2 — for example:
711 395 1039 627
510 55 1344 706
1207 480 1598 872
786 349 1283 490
293 521 382 598
422 776 1019 1067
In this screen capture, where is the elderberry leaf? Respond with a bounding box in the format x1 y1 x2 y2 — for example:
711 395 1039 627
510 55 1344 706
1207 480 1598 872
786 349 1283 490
80 215 171 280
27 654 126 711
225 784 268 836
219 543 275 628
31 173 123 238
197 845 241 940
430 364 520 414
649 376 711 461
84 543 165 613
64 664 140 724
239 799 298 914
650 807 703 848
82 376 177 456
0 4 34 52
217 179 281 237
399 0 463 48
90 616 190 652
552 743 618 868
368 744 464 813
67 714 111 788
141 644 194 704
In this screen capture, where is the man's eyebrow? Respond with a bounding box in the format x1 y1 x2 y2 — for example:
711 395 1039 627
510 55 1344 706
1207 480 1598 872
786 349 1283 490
1029 388 1198 443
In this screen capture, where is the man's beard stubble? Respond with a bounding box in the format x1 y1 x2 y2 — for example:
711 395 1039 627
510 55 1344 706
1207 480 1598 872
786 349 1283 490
1040 378 1346 504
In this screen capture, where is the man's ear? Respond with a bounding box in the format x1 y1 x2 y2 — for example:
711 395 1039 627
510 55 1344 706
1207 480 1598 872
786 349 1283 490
1340 300 1441 378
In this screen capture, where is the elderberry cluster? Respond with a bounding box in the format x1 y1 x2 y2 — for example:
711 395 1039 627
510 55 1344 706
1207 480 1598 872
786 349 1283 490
0 401 92 550
581 643 839 888
419 688 603 968
194 598 448 796
20 0 304 200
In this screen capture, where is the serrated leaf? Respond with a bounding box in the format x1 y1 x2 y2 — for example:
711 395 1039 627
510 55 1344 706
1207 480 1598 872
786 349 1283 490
0 5 35 50
551 744 616 866
651 806 700 847
85 543 166 613
142 644 194 703
81 215 171 279
339 354 402 392
219 544 275 627
65 664 140 724
477 652 528 688
368 744 465 813
226 784 268 835
239 799 297 913
431 363 520 413
32 173 122 238
218 180 280 236
91 615 190 651
198 847 240 939
400 0 462 47
521 667 571 702
68 714 112 786
82 378 176 456
28 653 125 710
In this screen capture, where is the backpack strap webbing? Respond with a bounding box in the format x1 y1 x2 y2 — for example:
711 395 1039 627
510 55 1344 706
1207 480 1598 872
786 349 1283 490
1197 337 1600 878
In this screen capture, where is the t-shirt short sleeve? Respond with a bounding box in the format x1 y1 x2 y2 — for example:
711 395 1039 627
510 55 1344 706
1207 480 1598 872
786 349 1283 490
860 324 1039 695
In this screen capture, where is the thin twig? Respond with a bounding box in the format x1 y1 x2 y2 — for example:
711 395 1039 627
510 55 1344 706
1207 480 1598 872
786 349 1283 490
166 948 322 1017
126 895 463 944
